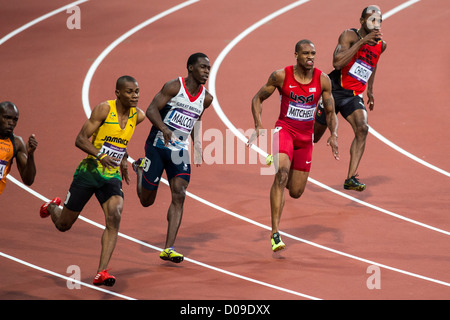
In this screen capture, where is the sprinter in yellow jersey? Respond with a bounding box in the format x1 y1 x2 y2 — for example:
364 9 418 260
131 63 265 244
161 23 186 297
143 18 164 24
40 76 145 286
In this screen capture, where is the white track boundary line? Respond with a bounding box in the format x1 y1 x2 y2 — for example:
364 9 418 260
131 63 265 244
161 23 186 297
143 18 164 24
2 0 320 300
370 0 449 177
0 0 89 46
7 174 450 288
81 0 200 116
0 251 136 300
208 0 449 236
6 176 320 300
4 0 448 299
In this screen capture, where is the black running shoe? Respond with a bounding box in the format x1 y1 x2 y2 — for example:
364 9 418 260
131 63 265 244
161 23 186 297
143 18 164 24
344 175 366 191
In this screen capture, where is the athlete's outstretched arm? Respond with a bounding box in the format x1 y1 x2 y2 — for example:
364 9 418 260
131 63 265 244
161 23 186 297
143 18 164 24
320 73 339 160
248 69 284 146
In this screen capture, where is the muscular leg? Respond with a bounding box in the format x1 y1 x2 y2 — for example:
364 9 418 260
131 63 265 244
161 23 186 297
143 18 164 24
345 109 369 178
98 195 123 272
49 203 80 232
135 162 158 207
270 153 291 236
313 121 327 143
165 176 188 248
286 169 310 199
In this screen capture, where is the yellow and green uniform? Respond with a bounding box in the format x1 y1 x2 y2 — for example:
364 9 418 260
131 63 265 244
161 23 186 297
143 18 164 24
73 100 137 185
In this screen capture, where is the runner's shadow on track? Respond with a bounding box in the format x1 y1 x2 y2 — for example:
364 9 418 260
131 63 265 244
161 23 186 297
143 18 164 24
286 224 343 244
308 175 392 202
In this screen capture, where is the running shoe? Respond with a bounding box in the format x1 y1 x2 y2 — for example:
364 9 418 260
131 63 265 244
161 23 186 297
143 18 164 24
39 197 61 218
93 269 116 286
160 247 184 263
132 157 144 173
271 232 285 252
344 175 366 191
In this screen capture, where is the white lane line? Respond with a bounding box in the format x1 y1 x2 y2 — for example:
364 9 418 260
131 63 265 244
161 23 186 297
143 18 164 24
0 0 89 46
0 251 136 300
8 171 450 289
208 0 449 235
5 0 448 298
369 126 450 177
3 0 320 300
6 175 321 300
370 0 449 177
81 0 200 117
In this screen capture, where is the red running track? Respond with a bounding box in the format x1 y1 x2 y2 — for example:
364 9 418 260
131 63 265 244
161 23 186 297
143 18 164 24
1 0 449 301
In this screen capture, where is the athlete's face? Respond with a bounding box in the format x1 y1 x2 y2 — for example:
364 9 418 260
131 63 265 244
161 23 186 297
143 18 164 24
0 105 19 138
362 7 383 32
189 57 210 84
295 43 316 70
116 81 139 108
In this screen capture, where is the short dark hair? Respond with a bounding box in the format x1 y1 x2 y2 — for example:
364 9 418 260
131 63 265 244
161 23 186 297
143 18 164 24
187 53 208 70
116 75 137 90
361 5 381 19
0 101 17 114
295 39 314 52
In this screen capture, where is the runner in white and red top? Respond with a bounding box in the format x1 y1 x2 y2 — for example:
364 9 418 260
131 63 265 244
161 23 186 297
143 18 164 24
250 40 339 252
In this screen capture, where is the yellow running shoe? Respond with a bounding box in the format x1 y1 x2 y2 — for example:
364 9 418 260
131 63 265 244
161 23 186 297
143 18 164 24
271 232 285 252
160 247 184 263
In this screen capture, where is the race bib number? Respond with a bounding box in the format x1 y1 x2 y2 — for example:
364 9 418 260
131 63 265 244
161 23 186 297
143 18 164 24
348 59 373 84
166 108 199 134
0 160 6 179
286 102 316 121
99 142 126 165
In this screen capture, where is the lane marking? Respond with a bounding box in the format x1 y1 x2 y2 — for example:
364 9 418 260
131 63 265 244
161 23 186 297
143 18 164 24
208 0 449 235
4 0 448 300
3 0 319 300
0 0 89 46
8 166 450 292
6 175 321 300
369 0 449 177
81 0 200 116
0 251 136 300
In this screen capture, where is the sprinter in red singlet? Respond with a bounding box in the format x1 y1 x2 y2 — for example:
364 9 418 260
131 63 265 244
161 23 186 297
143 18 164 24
250 40 339 252
314 5 387 191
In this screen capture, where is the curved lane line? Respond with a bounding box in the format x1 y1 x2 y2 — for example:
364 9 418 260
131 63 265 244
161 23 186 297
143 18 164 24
0 252 136 300
0 0 89 46
7 174 450 288
3 0 320 300
4 0 449 298
81 0 200 116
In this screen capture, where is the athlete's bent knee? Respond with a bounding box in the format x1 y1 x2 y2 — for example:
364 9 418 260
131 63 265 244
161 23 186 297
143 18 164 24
289 189 304 199
275 168 289 188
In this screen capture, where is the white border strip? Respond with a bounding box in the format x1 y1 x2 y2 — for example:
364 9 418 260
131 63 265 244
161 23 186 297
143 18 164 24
0 0 89 46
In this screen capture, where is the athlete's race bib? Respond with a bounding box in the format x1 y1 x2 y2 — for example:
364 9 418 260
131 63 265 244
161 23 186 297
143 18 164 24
0 160 6 179
166 108 198 134
348 59 373 84
286 102 316 121
99 142 126 165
